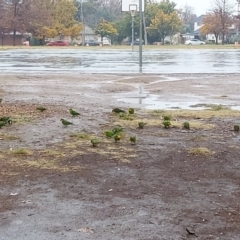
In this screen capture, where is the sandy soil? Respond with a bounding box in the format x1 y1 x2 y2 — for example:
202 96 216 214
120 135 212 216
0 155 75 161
0 73 240 240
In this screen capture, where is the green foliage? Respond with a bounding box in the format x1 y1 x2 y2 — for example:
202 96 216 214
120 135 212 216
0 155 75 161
95 18 117 40
148 8 181 44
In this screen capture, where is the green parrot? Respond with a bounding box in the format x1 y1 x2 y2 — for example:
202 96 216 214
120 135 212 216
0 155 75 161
69 108 80 116
112 126 123 134
91 138 99 147
128 108 134 114
60 119 73 126
114 135 121 142
138 122 147 129
0 116 11 124
104 131 115 138
0 121 6 128
112 108 125 113
130 136 136 144
36 107 47 112
0 98 2 103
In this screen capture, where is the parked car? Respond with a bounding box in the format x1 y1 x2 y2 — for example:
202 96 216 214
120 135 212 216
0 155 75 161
127 40 144 45
46 41 68 46
185 39 205 45
84 40 100 46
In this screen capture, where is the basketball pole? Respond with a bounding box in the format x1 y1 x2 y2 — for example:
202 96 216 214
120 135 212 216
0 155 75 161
131 15 134 52
139 0 143 72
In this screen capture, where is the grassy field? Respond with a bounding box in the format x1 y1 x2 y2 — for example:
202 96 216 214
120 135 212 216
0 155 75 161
0 44 239 51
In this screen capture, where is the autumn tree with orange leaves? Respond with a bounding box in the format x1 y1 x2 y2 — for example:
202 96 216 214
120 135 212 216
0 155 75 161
200 13 222 44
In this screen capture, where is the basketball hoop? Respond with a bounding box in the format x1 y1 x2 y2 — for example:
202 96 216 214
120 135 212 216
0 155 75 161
130 9 136 17
129 4 137 16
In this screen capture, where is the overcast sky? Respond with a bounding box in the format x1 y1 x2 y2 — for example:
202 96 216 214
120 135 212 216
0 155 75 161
174 0 237 16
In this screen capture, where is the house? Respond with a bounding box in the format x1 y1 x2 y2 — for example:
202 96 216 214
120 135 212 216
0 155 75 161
0 31 24 46
48 25 97 44
193 15 237 43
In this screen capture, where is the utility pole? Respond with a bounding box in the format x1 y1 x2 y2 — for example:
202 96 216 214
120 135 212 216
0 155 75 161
139 0 143 72
80 0 85 46
237 0 240 36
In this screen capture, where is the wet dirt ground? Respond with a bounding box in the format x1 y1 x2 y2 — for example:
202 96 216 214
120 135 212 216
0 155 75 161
0 73 240 239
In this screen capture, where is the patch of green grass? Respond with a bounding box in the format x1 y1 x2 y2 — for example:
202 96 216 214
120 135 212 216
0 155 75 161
209 104 228 111
149 108 240 119
70 133 91 140
119 113 134 121
188 147 214 156
0 134 20 140
12 148 32 156
12 114 33 124
189 136 208 142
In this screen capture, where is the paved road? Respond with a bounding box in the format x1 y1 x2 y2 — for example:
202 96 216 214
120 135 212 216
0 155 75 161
0 48 240 74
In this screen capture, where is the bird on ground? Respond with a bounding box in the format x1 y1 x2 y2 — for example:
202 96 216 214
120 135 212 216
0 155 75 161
114 135 121 142
0 121 6 128
128 108 134 114
104 131 115 138
91 138 99 147
69 108 80 116
112 126 123 134
36 107 47 112
112 108 125 113
60 119 73 126
0 116 11 124
130 136 136 144
138 122 147 129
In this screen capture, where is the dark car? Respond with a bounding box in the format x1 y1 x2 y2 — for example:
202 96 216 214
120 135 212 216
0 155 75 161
127 40 144 45
84 40 100 46
46 40 68 46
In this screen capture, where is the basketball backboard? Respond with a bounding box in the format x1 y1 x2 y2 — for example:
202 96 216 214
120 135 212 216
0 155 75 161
121 0 145 12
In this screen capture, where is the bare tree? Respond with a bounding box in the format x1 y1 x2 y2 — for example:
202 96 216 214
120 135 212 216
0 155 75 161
211 0 234 44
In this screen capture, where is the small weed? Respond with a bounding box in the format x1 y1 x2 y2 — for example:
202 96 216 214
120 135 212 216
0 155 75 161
209 104 228 111
70 133 90 140
233 125 239 131
12 148 32 156
188 147 214 156
183 122 190 129
119 113 134 120
163 120 171 128
0 134 20 140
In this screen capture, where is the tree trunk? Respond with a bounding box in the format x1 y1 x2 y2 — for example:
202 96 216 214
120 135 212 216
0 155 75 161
214 33 219 44
13 29 16 46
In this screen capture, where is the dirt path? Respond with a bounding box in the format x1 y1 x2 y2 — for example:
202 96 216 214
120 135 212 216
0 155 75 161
0 73 240 240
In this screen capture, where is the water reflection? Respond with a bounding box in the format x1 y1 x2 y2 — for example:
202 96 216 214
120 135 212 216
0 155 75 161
0 49 240 74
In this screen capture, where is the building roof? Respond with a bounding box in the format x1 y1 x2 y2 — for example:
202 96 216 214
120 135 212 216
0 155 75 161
195 15 206 23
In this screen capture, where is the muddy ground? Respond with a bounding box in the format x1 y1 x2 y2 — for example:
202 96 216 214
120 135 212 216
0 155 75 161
0 73 240 240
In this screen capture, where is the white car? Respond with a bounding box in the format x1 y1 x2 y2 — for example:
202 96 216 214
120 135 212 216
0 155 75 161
185 39 205 45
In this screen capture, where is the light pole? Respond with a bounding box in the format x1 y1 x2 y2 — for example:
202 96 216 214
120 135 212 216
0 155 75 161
139 0 143 72
237 0 240 36
80 0 85 46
